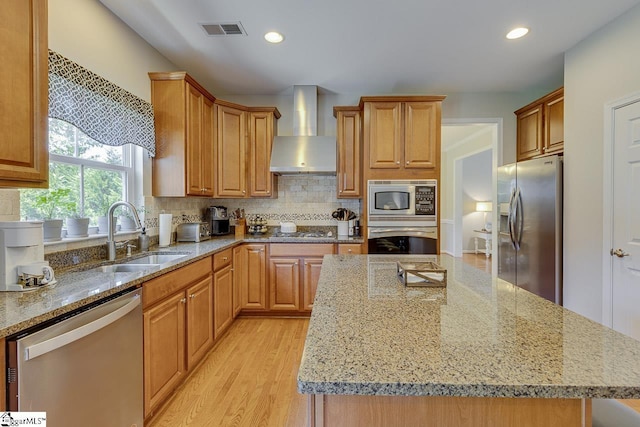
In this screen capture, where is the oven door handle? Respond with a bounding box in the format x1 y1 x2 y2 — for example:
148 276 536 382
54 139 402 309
369 228 434 233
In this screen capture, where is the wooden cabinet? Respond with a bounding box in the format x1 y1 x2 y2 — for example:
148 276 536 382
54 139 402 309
215 101 247 197
515 88 564 161
334 107 361 198
142 257 213 417
338 243 363 255
269 244 334 312
232 246 243 317
149 72 215 197
213 249 234 338
235 243 268 311
249 108 280 197
0 0 48 188
360 96 445 179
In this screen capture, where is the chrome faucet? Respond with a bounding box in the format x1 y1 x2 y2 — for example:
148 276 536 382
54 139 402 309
106 201 142 261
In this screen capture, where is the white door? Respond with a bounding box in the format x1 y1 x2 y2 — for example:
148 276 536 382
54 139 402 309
611 99 640 340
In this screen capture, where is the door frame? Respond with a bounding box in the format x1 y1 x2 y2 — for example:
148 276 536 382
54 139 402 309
602 90 640 328
442 118 502 277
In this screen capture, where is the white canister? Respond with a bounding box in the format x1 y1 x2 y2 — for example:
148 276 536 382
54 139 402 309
337 221 349 236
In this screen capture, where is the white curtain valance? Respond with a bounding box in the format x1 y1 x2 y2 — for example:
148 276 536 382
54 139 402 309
48 50 156 156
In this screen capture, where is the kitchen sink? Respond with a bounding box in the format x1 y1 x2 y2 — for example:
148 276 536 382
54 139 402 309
93 264 160 273
127 254 189 264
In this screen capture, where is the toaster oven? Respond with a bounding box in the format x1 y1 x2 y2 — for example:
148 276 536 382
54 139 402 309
176 222 210 242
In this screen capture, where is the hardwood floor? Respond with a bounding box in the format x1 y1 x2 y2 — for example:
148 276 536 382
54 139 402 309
149 317 309 427
461 252 492 274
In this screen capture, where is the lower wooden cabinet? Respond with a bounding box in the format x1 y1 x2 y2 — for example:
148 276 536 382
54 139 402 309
338 243 363 254
236 243 268 311
142 257 213 418
269 244 334 313
213 249 234 338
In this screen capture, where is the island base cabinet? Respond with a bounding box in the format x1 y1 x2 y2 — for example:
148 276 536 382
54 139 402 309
309 395 592 427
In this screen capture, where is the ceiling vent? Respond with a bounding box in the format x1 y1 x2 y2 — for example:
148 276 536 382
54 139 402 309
200 22 247 36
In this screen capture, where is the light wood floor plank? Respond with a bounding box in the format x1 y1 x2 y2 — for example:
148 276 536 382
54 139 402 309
149 318 309 427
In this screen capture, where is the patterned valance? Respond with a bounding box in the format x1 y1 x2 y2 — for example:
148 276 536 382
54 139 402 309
48 50 156 156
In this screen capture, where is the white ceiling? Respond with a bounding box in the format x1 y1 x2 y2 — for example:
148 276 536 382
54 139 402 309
99 0 640 96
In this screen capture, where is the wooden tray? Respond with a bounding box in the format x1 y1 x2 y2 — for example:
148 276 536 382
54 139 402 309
397 261 447 287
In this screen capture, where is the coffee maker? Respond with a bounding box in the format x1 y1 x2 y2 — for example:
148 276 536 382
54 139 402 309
207 206 230 235
0 221 55 292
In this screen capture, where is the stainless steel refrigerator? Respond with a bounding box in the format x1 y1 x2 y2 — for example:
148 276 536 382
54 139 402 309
497 155 562 304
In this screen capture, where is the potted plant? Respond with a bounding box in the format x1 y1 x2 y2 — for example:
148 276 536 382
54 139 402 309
117 203 146 232
66 211 90 238
32 189 76 242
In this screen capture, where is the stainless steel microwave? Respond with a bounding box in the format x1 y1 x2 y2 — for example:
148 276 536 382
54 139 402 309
368 179 437 226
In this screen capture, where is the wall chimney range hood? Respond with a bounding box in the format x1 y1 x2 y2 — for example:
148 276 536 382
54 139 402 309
270 85 336 174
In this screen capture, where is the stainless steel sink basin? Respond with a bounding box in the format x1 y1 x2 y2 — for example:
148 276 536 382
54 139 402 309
94 264 160 273
127 254 189 264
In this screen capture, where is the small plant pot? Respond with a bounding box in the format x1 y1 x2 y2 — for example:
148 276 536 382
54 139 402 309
97 216 115 234
43 219 63 242
119 215 137 232
66 217 90 238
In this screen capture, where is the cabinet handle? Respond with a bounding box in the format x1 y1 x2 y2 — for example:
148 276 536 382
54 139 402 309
242 190 246 193
348 249 352 253
396 161 400 165
190 294 196 299
406 161 410 165
180 298 187 304
294 262 298 266
223 256 228 261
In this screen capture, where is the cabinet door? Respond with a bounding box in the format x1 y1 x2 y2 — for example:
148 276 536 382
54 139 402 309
337 109 361 198
186 276 214 370
200 96 214 196
269 257 300 311
214 263 234 338
302 257 324 310
143 292 186 417
241 244 268 310
545 93 564 155
516 104 543 161
186 84 204 196
232 246 242 317
0 0 48 188
249 111 276 197
366 102 402 169
404 102 437 169
216 104 247 197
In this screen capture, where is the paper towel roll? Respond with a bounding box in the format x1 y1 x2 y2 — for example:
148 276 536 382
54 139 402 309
159 214 172 247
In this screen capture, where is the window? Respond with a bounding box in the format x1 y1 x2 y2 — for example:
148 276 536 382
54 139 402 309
20 118 134 223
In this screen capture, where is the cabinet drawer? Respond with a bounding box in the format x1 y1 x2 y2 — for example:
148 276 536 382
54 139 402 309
338 244 362 255
269 243 334 257
143 257 212 308
213 248 233 271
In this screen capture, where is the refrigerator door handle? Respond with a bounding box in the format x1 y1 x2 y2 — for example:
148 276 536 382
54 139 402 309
508 188 518 250
514 187 524 248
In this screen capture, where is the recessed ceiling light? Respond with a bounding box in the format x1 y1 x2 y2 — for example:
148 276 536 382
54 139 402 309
264 31 284 44
506 27 529 40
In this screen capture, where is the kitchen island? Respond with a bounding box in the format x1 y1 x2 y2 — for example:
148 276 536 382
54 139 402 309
297 255 640 426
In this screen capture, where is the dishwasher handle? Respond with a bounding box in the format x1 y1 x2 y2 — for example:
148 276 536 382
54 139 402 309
25 292 141 361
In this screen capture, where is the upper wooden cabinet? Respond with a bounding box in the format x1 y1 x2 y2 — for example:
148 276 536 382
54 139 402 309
334 106 361 198
0 0 48 188
360 96 445 180
149 72 215 197
214 101 247 197
248 108 280 197
515 87 564 161
214 103 280 198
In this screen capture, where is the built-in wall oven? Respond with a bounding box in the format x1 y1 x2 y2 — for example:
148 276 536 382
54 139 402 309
367 180 438 254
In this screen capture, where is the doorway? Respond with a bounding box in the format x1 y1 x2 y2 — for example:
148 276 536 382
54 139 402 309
441 119 501 277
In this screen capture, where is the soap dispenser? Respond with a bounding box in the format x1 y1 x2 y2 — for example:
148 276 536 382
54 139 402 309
138 227 149 251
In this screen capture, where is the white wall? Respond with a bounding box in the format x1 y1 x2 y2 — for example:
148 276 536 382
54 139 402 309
564 3 640 322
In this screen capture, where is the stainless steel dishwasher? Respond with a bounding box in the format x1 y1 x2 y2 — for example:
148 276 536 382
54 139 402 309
6 288 143 426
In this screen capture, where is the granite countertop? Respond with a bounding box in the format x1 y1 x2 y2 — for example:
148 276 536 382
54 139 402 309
0 233 364 339
297 254 640 399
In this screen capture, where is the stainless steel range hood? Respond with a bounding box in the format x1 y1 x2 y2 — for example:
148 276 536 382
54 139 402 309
270 85 336 174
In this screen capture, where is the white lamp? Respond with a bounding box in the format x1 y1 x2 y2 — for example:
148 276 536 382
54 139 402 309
476 201 492 231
